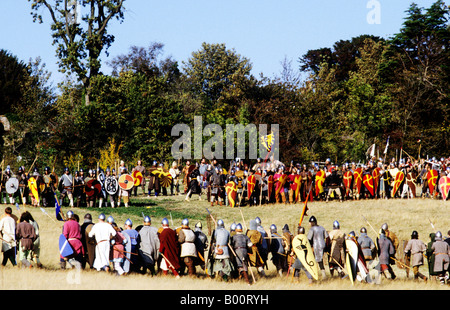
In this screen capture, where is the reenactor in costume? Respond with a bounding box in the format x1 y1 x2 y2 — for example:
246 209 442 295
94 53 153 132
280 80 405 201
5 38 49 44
138 216 160 275
307 216 329 279
41 166 57 207
259 170 269 205
208 219 234 281
273 167 286 204
169 161 181 196
158 217 181 278
230 223 252 285
287 167 297 204
61 210 84 270
16 166 28 205
430 231 450 285
426 233 440 281
324 167 343 202
376 228 396 281
178 218 198 277
88 213 117 272
0 207 17 266
290 226 314 283
255 217 269 271
84 169 97 208
210 167 223 206
193 222 208 271
246 219 266 277
300 164 312 202
182 160 191 194
132 160 146 196
147 160 161 197
123 218 140 273
269 224 287 276
110 221 127 276
59 167 74 208
185 163 202 202
328 220 346 278
16 212 37 268
358 227 377 266
118 167 131 208
2 166 13 204
382 222 399 273
105 168 118 208
404 230 428 282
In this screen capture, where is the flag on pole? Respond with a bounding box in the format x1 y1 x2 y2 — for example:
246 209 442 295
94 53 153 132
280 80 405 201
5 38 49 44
55 194 63 221
383 136 390 155
260 131 275 152
366 143 376 158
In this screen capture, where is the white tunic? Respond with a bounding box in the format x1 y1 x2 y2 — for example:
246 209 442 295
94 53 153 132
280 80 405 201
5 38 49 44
0 216 16 252
88 222 116 270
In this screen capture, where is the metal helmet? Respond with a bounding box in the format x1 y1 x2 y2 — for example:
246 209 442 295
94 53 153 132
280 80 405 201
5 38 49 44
333 220 340 229
348 231 355 237
381 223 388 231
217 219 224 228
411 230 418 239
162 218 169 226
107 216 114 224
182 218 189 227
44 166 50 173
230 222 237 231
435 231 442 240
270 224 277 233
144 216 151 223
297 226 305 234
309 216 317 224
195 222 202 229
255 217 261 225
99 213 106 220
236 223 243 232
125 218 132 227
66 210 74 219
360 227 367 234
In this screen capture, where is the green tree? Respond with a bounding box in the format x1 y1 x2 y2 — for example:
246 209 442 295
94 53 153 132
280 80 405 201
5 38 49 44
29 0 126 105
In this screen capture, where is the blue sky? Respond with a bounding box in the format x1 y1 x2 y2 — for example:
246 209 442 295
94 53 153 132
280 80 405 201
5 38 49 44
0 0 444 86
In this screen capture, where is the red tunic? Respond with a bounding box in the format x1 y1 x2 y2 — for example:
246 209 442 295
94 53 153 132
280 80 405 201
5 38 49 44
63 220 85 255
159 227 180 269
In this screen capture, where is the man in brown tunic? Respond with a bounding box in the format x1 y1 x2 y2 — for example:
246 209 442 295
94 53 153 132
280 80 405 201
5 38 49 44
16 212 36 268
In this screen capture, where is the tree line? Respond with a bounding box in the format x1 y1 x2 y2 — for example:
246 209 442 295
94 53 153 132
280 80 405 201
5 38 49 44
0 0 448 172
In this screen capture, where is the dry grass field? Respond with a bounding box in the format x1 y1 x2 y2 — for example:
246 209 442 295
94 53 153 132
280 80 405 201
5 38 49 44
0 189 449 292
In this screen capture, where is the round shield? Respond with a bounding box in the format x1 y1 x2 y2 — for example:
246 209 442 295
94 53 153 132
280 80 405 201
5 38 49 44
5 177 19 194
105 176 119 195
119 174 134 190
85 179 102 197
132 170 143 186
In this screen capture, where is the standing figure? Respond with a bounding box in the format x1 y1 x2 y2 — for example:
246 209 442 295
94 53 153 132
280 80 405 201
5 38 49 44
88 213 116 272
158 218 180 277
16 212 36 268
431 231 450 285
307 216 329 279
404 230 427 282
328 220 346 278
0 207 17 266
178 218 198 276
230 223 252 284
138 216 160 275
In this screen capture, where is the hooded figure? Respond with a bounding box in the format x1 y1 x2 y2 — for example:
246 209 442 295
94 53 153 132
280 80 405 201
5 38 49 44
246 219 265 276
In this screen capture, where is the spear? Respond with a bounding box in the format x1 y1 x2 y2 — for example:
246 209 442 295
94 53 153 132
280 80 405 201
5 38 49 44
40 207 57 223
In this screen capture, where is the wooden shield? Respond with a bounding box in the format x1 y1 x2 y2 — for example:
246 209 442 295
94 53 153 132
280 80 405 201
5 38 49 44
84 223 96 268
132 170 143 186
105 176 119 195
343 171 353 190
225 182 237 208
153 169 172 187
363 174 375 196
439 176 450 201
353 168 363 195
315 170 325 196
5 177 19 194
119 174 134 191
28 177 39 203
292 234 319 281
345 239 358 285
267 175 274 199
427 169 438 195
372 167 381 193
392 171 405 196
85 179 102 197
406 172 417 197
247 174 256 199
